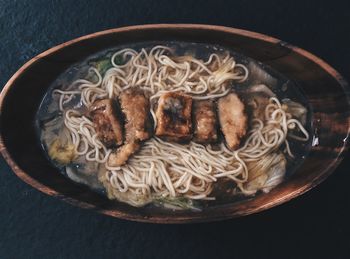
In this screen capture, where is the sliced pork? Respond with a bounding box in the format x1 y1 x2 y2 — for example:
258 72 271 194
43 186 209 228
90 99 123 147
155 92 192 142
108 89 152 167
193 100 218 144
218 93 248 150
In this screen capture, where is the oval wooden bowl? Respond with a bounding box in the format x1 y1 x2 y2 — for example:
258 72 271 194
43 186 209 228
0 24 349 223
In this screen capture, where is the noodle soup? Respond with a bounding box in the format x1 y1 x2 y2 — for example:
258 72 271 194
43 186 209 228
36 42 311 210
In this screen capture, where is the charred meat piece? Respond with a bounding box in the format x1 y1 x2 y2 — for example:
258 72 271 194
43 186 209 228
218 93 248 150
108 89 152 167
108 142 140 167
119 89 152 142
90 99 123 147
155 92 192 142
193 100 218 144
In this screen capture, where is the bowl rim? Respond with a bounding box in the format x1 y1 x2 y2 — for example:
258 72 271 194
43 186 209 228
1 24 349 223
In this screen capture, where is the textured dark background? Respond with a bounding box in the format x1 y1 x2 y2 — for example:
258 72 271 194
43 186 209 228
1 0 350 258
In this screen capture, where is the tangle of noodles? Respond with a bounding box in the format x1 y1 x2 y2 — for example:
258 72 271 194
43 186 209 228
51 45 309 203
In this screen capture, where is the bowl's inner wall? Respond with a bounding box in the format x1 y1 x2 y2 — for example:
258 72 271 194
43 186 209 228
1 27 349 220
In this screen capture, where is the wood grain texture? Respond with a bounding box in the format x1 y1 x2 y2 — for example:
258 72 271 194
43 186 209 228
0 24 349 223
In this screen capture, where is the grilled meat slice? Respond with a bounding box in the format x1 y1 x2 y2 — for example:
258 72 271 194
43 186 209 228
193 100 218 144
120 89 152 142
108 89 152 167
90 99 123 147
108 142 140 167
155 92 192 142
218 93 247 150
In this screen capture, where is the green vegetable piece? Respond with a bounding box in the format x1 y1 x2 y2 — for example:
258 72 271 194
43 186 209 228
113 55 123 66
95 59 112 76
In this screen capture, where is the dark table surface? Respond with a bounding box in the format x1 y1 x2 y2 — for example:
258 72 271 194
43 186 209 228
1 0 350 258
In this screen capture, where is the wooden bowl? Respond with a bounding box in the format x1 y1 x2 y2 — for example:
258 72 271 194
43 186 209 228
1 24 349 223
